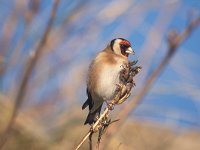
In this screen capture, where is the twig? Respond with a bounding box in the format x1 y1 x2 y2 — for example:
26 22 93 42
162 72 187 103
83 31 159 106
75 108 110 150
102 16 200 149
89 132 93 150
1 0 40 80
75 63 141 150
0 0 60 149
75 131 91 150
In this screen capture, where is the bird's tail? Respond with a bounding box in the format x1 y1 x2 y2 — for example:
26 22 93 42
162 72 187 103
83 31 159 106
84 104 102 125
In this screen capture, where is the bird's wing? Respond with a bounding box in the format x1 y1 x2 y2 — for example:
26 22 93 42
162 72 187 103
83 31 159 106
82 88 93 110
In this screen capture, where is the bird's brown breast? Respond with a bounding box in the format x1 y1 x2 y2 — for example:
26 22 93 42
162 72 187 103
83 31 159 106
87 50 128 101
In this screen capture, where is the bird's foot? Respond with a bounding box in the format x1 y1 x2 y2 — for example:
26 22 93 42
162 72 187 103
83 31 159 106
106 101 114 110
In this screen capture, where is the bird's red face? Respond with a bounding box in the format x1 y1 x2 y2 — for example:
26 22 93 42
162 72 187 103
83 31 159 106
111 38 134 57
119 39 132 57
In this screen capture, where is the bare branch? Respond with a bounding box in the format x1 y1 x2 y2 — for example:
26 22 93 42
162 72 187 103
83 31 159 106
0 0 60 149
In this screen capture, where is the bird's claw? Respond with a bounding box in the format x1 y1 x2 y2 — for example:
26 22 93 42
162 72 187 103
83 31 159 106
106 101 114 110
116 83 123 90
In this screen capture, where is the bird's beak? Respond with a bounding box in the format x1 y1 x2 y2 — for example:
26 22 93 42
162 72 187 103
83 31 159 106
126 47 135 55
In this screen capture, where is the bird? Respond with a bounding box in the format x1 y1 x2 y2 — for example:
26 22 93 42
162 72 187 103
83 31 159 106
82 38 134 125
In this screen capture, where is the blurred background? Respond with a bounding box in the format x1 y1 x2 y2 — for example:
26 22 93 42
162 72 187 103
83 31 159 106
0 0 200 149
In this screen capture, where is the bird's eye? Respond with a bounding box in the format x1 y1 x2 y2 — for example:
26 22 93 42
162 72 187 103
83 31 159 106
120 44 128 49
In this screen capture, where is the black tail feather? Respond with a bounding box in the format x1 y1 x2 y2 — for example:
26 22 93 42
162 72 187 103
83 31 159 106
83 88 102 125
82 99 89 110
82 88 93 110
84 104 102 125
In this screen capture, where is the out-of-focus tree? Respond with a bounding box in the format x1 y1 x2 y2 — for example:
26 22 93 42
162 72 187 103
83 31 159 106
0 0 200 149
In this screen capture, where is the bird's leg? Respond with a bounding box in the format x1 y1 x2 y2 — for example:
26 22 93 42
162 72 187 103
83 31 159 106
106 101 114 110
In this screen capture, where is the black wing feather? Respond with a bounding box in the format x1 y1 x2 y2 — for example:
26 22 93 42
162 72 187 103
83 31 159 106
82 88 93 110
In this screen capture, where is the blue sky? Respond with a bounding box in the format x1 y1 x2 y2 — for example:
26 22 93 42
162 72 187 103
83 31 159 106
1 0 200 130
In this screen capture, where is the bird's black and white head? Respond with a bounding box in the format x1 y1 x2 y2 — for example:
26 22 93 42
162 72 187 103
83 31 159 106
110 38 134 57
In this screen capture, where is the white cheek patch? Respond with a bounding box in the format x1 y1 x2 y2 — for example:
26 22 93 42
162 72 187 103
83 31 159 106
113 39 121 55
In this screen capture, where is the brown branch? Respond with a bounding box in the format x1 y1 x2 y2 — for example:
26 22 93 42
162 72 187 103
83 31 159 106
1 0 40 77
102 16 200 149
75 108 109 150
0 0 40 78
0 0 60 149
89 132 93 150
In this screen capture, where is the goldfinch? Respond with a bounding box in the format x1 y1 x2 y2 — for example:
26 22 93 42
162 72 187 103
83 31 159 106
82 38 134 125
